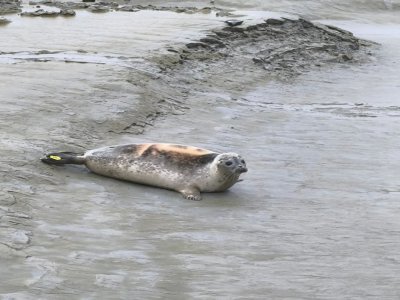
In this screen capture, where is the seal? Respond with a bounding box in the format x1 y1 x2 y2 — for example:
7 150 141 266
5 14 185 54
41 143 248 200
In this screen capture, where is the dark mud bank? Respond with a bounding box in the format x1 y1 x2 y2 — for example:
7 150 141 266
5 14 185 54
125 18 376 133
24 1 219 15
158 18 374 75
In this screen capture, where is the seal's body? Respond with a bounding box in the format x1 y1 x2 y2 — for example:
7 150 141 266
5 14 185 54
41 143 247 200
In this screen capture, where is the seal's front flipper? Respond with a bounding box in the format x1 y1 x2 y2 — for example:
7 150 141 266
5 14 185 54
41 152 85 165
179 188 202 201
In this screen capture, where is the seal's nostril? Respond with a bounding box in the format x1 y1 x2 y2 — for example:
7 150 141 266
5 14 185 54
237 165 248 173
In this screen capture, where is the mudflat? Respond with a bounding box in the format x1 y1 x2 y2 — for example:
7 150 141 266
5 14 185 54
1 0 400 299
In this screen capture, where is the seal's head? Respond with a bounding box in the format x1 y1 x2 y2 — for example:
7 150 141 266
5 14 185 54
215 152 247 175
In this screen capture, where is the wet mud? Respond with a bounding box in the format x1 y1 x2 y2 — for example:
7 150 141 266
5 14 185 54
1 0 400 298
20 8 75 17
154 18 374 75
22 0 223 16
124 18 374 133
0 0 21 15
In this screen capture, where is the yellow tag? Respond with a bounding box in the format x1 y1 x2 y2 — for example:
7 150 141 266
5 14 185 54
49 155 61 161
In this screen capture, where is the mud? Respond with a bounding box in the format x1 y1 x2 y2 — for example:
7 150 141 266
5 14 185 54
1 0 400 299
0 15 11 23
21 8 75 17
123 18 374 133
0 0 21 14
0 4 226 268
26 0 223 15
153 18 374 76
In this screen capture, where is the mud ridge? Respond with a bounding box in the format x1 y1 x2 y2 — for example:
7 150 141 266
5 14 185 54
124 18 376 133
155 18 375 76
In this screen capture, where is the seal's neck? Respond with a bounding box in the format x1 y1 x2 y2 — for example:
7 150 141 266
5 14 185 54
209 160 241 191
217 171 240 191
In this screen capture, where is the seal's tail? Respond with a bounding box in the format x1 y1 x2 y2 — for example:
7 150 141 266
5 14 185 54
41 152 85 165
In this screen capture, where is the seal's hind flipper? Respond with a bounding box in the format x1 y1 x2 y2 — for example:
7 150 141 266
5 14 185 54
41 152 85 165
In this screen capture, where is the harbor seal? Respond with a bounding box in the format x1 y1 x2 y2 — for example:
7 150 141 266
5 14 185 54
41 143 247 200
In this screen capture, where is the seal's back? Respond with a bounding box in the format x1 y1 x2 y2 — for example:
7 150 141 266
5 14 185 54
84 143 219 189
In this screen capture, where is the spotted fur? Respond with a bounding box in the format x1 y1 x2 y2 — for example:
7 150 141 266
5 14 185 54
42 143 247 200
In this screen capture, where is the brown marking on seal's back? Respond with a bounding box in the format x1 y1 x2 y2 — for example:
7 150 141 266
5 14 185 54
113 143 212 157
112 143 217 167
112 144 151 157
134 144 152 156
151 144 213 156
138 144 218 168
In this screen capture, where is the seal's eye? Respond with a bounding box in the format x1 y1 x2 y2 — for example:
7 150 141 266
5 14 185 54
241 160 245 164
225 161 233 166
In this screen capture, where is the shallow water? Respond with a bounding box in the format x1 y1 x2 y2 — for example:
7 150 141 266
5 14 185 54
2 8 221 54
219 0 400 21
2 1 400 299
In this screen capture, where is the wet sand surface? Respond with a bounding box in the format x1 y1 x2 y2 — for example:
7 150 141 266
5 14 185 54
2 0 400 299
